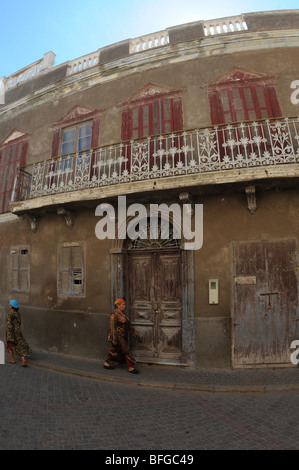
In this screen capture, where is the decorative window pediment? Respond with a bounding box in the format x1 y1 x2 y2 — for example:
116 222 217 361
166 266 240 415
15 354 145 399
121 83 184 140
122 82 182 106
1 128 30 147
51 105 101 157
209 66 274 88
52 105 101 129
208 66 281 124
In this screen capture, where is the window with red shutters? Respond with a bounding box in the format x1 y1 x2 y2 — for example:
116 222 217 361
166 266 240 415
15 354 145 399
130 98 174 139
208 68 282 125
208 68 282 162
51 105 101 158
60 121 93 155
219 85 272 123
121 84 183 140
0 131 29 214
121 85 183 175
50 106 101 185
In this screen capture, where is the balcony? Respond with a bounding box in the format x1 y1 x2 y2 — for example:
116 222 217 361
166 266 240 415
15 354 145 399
10 117 299 215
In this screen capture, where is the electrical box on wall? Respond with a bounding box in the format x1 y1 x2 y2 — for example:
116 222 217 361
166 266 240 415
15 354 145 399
209 279 219 304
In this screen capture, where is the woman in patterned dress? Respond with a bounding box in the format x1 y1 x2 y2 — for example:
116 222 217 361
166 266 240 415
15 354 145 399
104 298 140 374
6 300 32 367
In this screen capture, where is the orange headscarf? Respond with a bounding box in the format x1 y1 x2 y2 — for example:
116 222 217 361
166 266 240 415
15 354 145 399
114 298 125 306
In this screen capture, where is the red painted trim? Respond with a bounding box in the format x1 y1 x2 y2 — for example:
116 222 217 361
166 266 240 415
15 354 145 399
266 84 282 117
52 105 101 129
51 129 60 158
209 82 281 124
121 108 131 141
0 138 29 213
123 97 183 139
91 117 101 148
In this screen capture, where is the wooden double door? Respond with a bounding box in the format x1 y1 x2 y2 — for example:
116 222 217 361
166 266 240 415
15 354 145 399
127 250 182 362
233 239 298 366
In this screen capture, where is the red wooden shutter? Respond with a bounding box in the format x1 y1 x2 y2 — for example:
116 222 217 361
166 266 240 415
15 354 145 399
51 129 60 157
160 99 171 133
121 108 131 141
90 117 100 181
0 139 29 213
209 84 282 125
266 84 282 117
0 147 9 213
91 117 100 148
208 91 223 125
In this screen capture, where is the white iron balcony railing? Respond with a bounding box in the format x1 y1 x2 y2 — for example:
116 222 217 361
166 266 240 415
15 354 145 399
12 117 299 203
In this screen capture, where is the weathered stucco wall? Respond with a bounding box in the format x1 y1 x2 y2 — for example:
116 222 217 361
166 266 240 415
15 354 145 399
191 188 299 368
1 11 299 368
1 185 299 367
1 33 299 148
0 209 112 360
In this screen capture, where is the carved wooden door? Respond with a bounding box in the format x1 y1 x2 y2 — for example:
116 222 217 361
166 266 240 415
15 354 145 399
128 250 182 362
233 240 298 366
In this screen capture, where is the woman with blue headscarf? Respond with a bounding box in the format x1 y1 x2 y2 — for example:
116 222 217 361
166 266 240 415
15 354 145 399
6 300 32 367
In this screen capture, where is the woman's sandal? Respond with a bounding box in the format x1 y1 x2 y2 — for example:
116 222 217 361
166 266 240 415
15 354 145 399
104 364 114 370
129 369 139 374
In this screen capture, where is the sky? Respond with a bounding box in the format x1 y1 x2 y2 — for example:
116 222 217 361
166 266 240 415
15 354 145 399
0 0 298 78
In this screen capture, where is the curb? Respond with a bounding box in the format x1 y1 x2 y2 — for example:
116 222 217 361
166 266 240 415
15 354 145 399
30 360 299 393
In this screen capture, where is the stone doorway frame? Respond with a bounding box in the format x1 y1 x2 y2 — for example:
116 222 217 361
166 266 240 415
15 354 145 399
110 242 195 366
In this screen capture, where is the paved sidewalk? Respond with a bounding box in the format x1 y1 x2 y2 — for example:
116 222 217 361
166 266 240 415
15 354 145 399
24 350 299 393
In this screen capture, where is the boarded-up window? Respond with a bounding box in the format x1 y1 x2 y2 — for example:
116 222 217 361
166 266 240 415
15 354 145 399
10 247 30 292
58 244 84 297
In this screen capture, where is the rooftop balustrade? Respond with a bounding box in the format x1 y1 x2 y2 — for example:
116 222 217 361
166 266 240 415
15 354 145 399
3 52 56 89
2 9 299 96
203 15 247 36
1 13 251 85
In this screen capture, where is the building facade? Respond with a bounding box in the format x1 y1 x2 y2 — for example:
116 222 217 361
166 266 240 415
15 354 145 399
1 10 299 368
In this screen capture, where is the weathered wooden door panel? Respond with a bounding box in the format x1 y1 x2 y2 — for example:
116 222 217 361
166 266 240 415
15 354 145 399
129 254 156 358
129 250 182 361
157 253 182 359
233 240 298 366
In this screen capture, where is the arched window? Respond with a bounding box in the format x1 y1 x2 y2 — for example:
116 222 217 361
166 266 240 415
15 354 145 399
127 217 181 250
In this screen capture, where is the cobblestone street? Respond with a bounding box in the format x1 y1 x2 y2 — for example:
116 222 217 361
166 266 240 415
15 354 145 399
0 360 298 451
